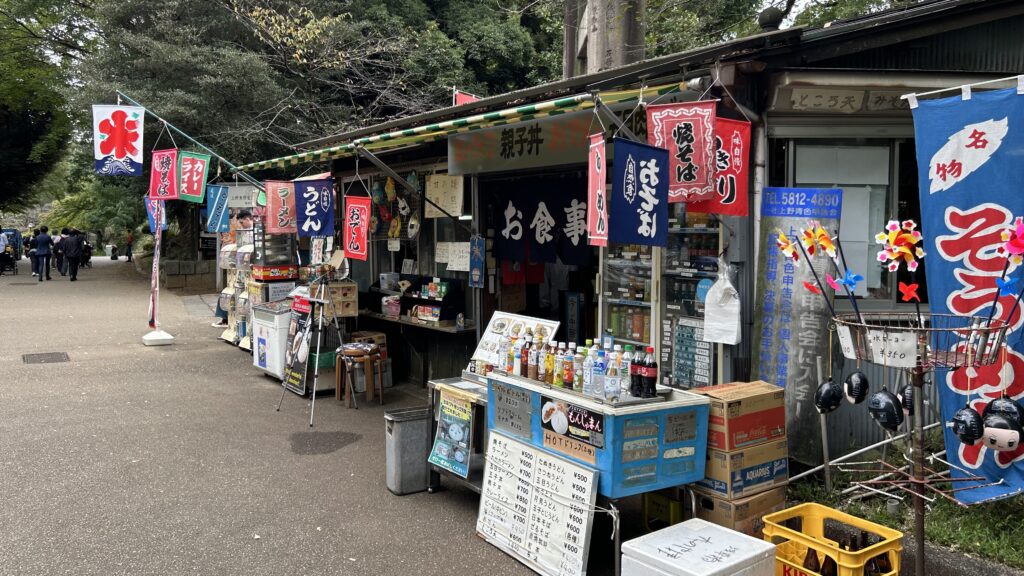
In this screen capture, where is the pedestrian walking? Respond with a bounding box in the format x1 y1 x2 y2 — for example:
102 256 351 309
0 224 7 277
54 228 69 276
32 226 53 282
125 231 134 262
62 229 84 281
27 229 39 277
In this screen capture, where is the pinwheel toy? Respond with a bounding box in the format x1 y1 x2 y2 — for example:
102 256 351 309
803 281 821 295
898 281 921 303
999 216 1024 266
997 276 1018 297
776 231 800 262
839 269 864 291
875 219 926 272
826 274 842 291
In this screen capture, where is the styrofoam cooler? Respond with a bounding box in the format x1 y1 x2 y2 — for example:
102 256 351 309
622 518 775 576
252 301 292 379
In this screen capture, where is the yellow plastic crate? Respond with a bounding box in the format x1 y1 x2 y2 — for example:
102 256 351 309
762 503 902 576
642 489 684 532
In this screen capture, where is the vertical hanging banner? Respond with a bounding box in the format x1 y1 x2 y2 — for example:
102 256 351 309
587 133 609 246
610 138 669 247
343 195 371 261
93 105 144 176
148 149 179 200
469 235 485 289
265 180 298 234
177 152 210 203
205 185 230 233
145 198 168 233
148 200 164 329
296 178 335 237
751 187 842 465
913 87 1024 504
688 118 751 216
646 101 716 202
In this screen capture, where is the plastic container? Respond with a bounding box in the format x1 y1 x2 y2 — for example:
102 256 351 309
762 503 903 576
384 406 432 495
622 518 775 576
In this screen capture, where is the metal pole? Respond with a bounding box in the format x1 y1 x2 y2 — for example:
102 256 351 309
816 355 832 492
115 90 265 190
789 421 941 482
911 367 926 576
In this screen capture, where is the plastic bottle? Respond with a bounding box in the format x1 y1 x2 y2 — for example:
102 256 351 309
641 346 658 398
553 342 565 387
563 343 577 389
527 338 539 380
582 350 595 397
520 336 532 377
593 351 608 399
604 359 620 402
543 340 556 384
628 345 642 397
505 336 517 373
572 346 584 393
512 342 523 377
497 335 511 374
537 341 549 382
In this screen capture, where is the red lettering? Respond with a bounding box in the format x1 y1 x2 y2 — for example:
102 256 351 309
966 129 989 149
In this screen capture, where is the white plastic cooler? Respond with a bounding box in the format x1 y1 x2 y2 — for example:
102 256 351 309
252 300 292 379
621 518 775 576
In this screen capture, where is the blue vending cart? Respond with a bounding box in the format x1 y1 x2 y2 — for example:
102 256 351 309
486 372 709 499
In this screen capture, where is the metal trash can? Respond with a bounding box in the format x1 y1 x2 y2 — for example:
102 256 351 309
384 406 432 495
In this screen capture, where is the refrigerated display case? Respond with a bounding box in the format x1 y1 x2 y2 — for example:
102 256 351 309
659 205 721 389
598 242 654 351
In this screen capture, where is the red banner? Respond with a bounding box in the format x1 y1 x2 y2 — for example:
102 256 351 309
264 180 298 234
586 133 608 247
646 101 716 202
343 195 371 261
689 118 751 216
148 149 179 200
177 152 209 203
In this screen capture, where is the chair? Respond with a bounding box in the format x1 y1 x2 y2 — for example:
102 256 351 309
335 343 384 408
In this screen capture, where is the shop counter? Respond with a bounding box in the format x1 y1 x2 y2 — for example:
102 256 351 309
484 372 710 499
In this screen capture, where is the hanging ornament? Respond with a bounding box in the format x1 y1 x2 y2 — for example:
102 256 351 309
982 396 1024 426
868 388 904 432
370 181 385 205
898 384 914 417
775 231 800 262
874 219 925 272
843 371 869 404
406 170 420 192
397 195 411 217
384 177 397 202
369 211 381 235
949 405 985 446
982 412 1023 452
407 214 421 240
379 203 393 223
814 379 843 414
388 215 402 239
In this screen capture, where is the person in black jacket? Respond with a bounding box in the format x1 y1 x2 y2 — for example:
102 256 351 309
32 226 53 281
62 229 85 281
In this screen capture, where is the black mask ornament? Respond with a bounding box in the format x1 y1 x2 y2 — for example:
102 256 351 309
814 379 843 414
868 388 904 432
843 371 869 404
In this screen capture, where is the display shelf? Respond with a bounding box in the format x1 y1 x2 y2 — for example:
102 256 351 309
613 336 649 347
606 298 652 307
663 268 717 278
429 462 484 494
667 227 720 234
605 257 653 267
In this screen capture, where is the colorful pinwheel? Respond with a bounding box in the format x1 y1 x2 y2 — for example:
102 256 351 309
803 281 822 295
826 274 842 291
799 221 837 259
898 281 921 303
776 231 800 262
875 219 926 272
999 216 1024 266
839 269 864 291
997 276 1018 297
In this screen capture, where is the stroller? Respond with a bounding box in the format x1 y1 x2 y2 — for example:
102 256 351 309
81 241 93 268
0 245 16 275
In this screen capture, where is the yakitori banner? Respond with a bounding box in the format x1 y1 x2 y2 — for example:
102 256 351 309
913 87 1024 504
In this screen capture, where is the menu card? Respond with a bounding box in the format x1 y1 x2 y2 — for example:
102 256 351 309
473 312 559 368
425 174 464 218
477 432 597 576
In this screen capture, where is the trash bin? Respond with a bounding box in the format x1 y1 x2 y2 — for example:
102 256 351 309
384 406 432 495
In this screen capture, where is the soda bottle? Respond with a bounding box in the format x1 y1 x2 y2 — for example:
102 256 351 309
641 346 658 398
582 349 595 397
520 336 532 377
628 345 643 397
802 548 820 572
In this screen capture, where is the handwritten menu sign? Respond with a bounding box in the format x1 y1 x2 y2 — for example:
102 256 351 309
866 329 917 368
621 518 775 575
477 432 598 576
473 312 560 369
447 242 471 272
493 380 533 441
425 174 464 218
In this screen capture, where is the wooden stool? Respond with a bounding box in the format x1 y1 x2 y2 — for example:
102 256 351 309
337 343 384 407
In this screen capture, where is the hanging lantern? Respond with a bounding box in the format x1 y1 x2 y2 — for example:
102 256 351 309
868 388 904 432
843 371 869 404
949 406 985 446
814 379 843 414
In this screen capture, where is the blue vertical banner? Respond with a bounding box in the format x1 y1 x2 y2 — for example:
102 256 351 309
206 185 230 233
469 235 485 289
296 178 335 237
913 87 1024 504
145 197 167 233
752 187 843 465
610 138 669 247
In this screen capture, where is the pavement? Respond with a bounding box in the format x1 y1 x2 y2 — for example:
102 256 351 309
0 256 532 576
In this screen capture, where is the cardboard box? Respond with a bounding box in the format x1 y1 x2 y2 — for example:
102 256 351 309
695 439 789 500
689 486 787 538
696 381 786 451
252 264 298 281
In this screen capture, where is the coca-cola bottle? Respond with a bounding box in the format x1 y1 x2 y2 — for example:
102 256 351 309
641 346 658 398
628 345 643 397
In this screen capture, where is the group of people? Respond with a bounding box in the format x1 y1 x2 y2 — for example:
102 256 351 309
24 227 87 282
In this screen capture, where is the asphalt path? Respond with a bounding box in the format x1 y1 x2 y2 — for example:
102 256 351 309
0 255 532 576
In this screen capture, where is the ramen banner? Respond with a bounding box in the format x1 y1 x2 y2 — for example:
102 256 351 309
912 87 1024 504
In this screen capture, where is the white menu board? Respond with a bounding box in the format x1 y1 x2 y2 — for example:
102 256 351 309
425 174 464 218
473 312 560 368
477 432 598 576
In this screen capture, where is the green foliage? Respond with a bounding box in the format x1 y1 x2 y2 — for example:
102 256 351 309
646 0 763 57
792 0 917 28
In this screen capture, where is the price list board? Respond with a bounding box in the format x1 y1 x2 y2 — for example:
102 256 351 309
672 318 714 388
477 431 598 576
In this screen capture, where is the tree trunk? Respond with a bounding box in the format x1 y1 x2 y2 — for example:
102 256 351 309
585 0 646 74
563 0 579 79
